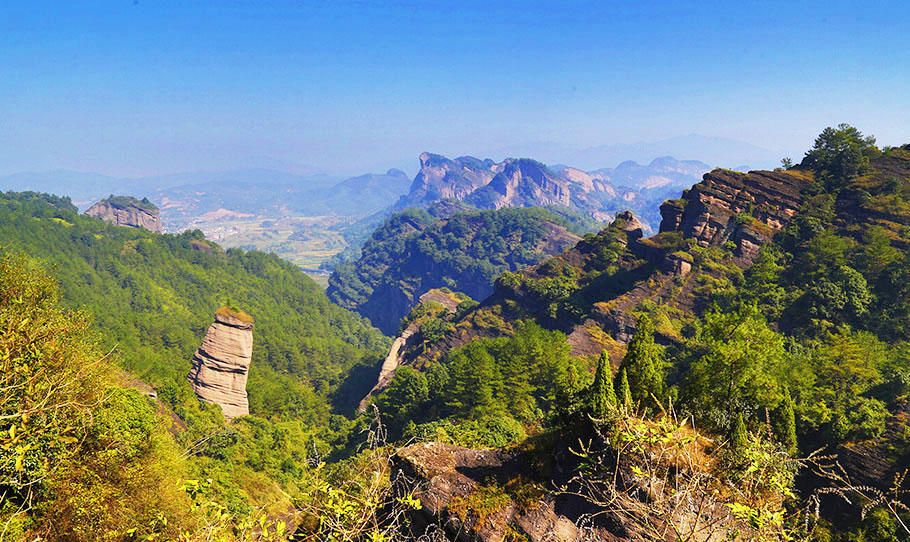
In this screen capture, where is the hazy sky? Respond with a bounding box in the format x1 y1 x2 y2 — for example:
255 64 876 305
1 0 908 177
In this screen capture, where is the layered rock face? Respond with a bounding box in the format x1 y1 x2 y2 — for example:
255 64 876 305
659 168 806 254
186 309 254 419
85 195 162 232
467 159 573 209
588 168 810 351
402 153 498 206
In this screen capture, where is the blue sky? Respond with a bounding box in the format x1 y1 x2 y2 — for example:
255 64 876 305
1 0 908 176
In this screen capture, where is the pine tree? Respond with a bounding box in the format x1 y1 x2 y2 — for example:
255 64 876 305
618 315 665 409
730 412 749 456
773 388 798 455
589 352 616 419
616 367 632 411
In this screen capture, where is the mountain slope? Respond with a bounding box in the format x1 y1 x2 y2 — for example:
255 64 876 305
352 132 910 541
0 191 387 422
327 206 582 334
398 164 811 367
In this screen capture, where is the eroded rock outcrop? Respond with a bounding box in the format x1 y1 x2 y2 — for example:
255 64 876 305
187 308 254 419
85 195 163 232
658 168 807 253
395 443 591 542
395 441 760 542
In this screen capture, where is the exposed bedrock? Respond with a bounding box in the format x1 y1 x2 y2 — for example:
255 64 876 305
186 308 254 419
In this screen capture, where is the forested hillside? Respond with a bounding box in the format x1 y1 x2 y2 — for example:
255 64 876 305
327 205 586 334
357 127 910 540
0 192 394 537
0 192 387 415
3 127 910 541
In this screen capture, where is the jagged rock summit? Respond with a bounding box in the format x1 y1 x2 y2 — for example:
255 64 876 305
186 307 254 419
85 195 162 232
393 152 711 227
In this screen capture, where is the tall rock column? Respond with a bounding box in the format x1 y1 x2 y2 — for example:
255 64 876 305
187 307 254 419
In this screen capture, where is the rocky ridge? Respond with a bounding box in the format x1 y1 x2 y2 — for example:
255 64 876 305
400 167 812 367
85 195 163 232
186 307 254 419
395 152 711 227
358 289 463 410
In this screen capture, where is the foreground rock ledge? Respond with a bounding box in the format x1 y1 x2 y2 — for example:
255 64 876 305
394 442 589 542
186 308 253 419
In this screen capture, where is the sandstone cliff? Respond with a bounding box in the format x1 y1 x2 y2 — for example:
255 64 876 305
358 289 464 411
85 195 163 232
186 307 254 419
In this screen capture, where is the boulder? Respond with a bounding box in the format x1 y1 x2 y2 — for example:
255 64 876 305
186 308 254 419
395 443 591 542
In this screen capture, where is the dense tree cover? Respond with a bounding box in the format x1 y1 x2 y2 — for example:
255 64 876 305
0 192 392 531
802 123 879 190
3 125 908 540
0 251 389 540
495 212 646 326
0 191 386 418
0 252 251 540
364 127 910 539
618 315 667 410
373 322 587 445
327 206 586 333
588 352 617 419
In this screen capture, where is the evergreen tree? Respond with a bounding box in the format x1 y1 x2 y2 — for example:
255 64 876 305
802 123 878 190
619 315 665 409
682 304 787 431
589 352 616 419
616 368 632 411
773 388 798 455
730 412 749 456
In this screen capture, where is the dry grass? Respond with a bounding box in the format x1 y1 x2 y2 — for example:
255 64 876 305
215 305 255 324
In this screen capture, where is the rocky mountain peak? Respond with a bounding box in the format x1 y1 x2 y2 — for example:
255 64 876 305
395 152 711 229
84 195 162 232
612 210 645 240
658 168 808 255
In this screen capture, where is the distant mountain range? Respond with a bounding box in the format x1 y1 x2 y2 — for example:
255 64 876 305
486 134 783 171
395 152 711 229
0 168 413 228
0 149 716 233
